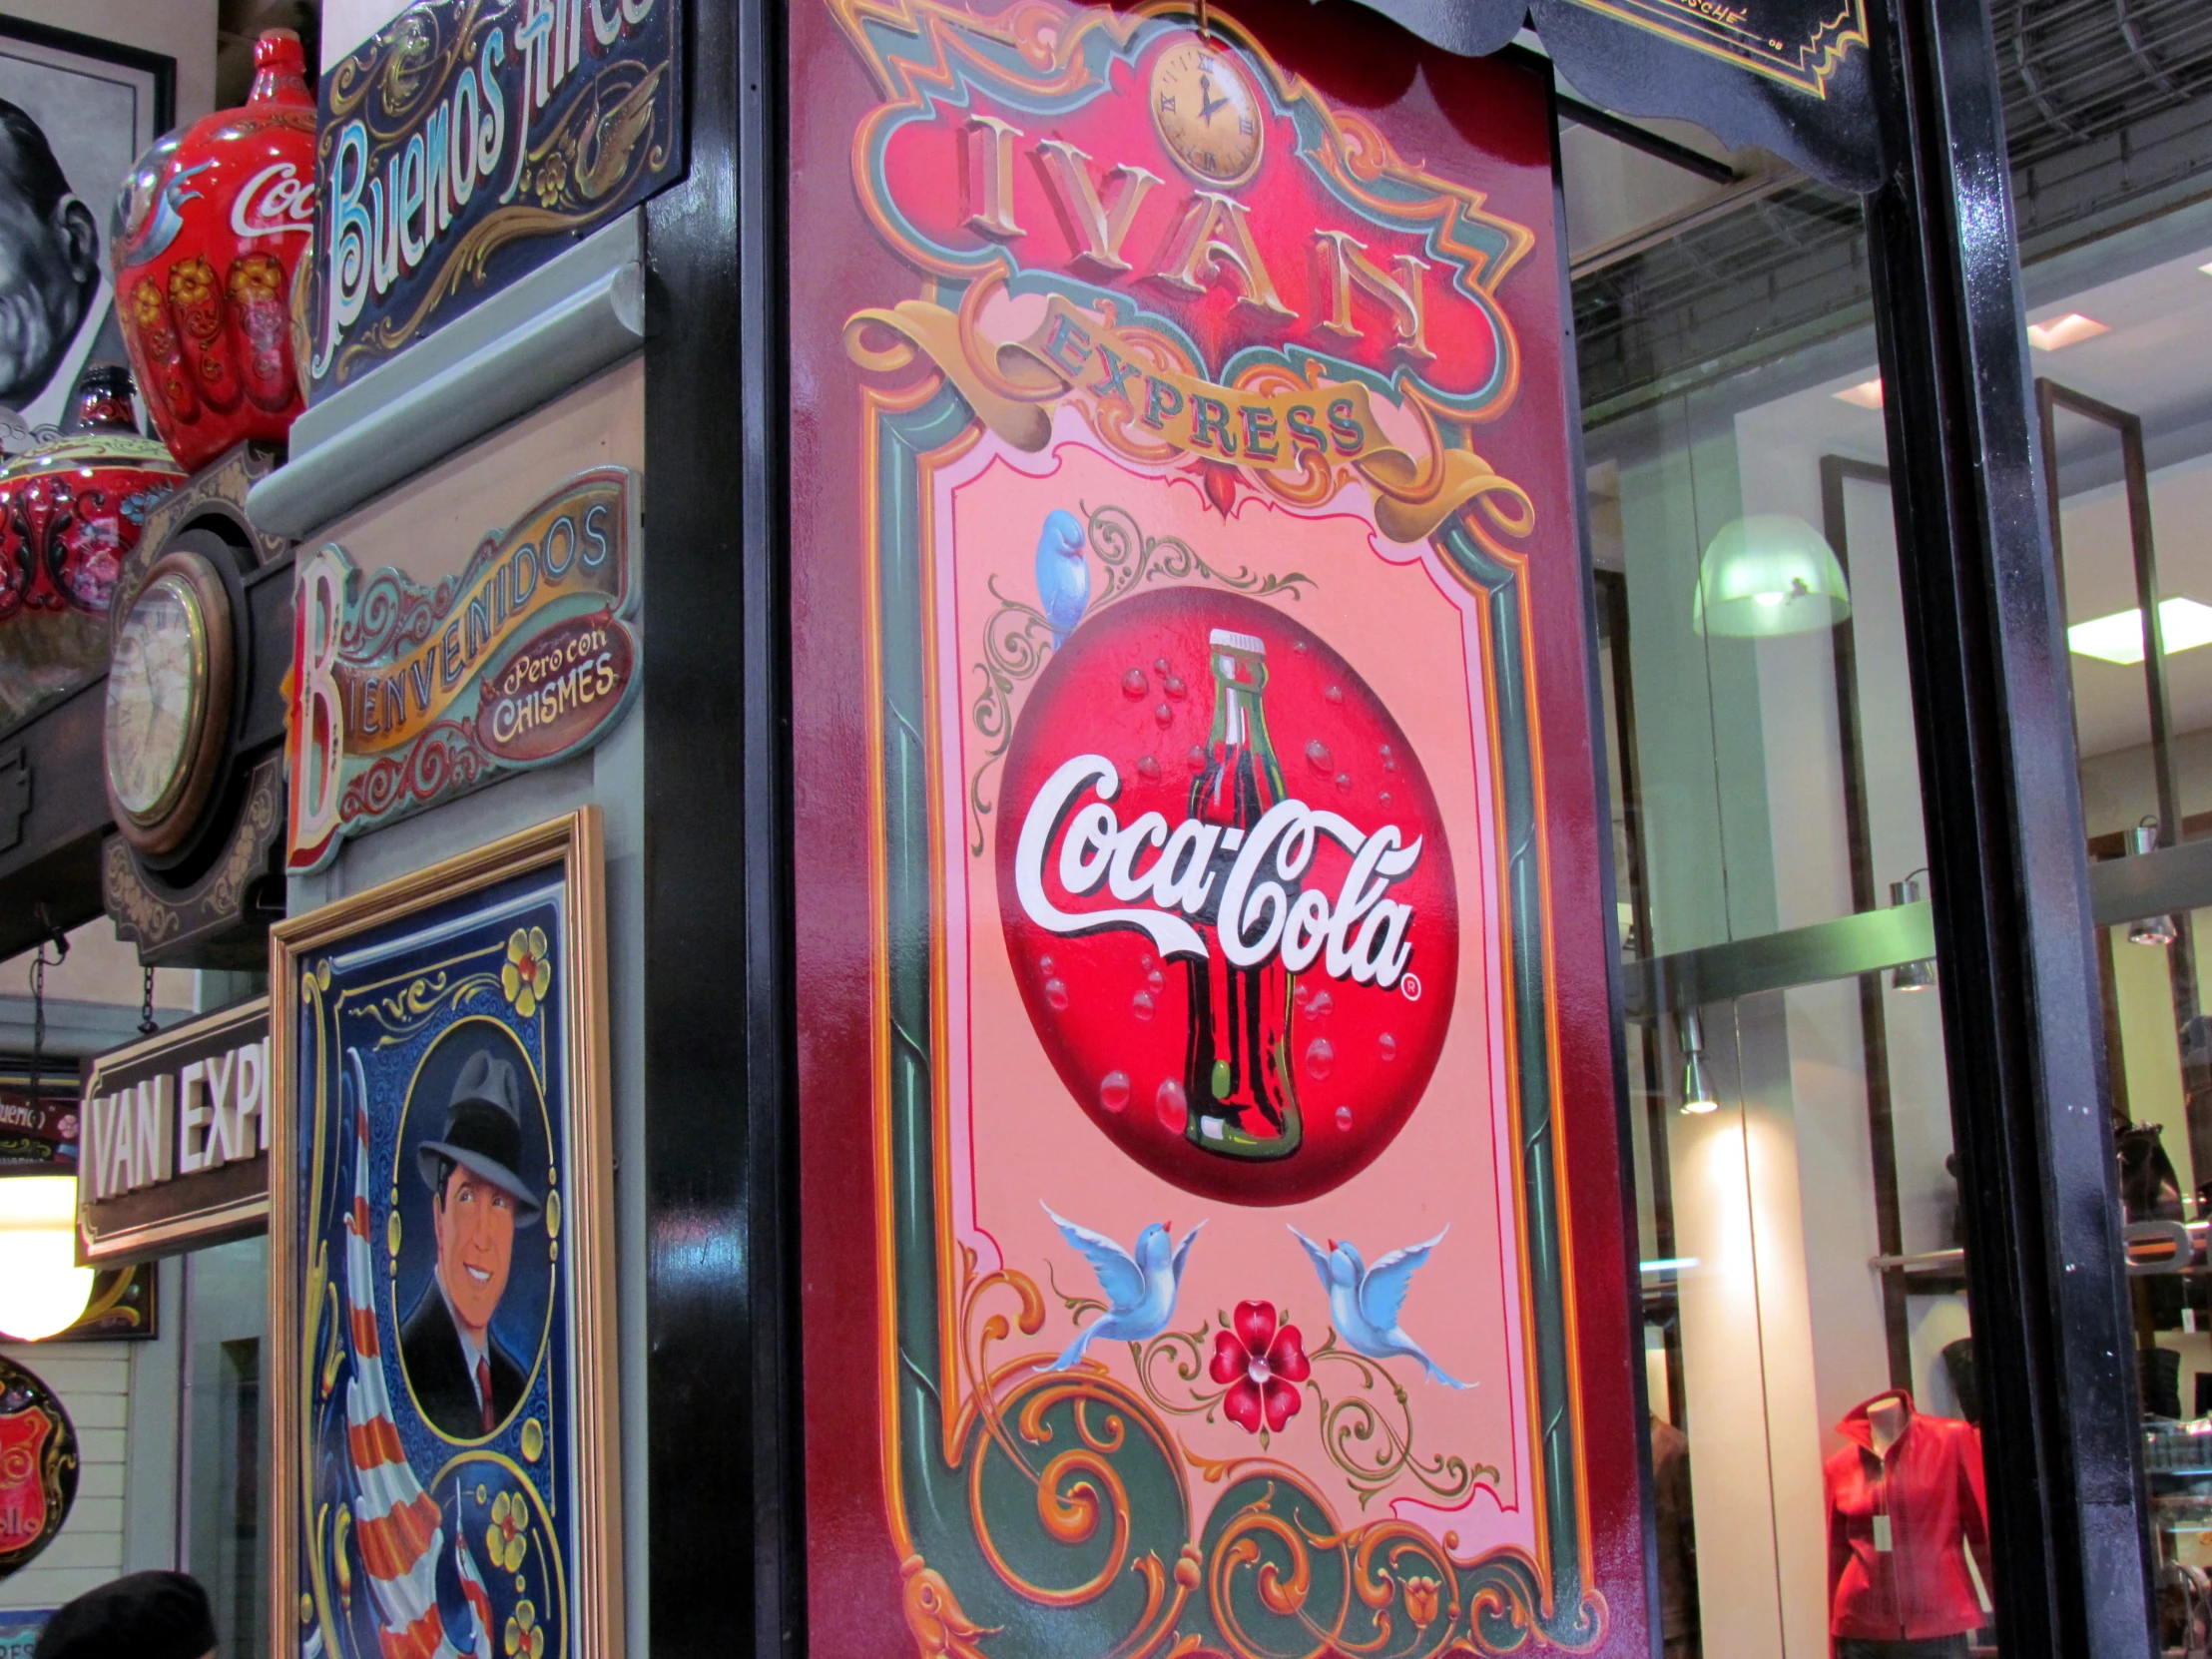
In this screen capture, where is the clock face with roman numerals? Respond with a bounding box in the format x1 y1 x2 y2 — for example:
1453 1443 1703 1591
106 572 207 824
101 542 236 857
1149 39 1264 188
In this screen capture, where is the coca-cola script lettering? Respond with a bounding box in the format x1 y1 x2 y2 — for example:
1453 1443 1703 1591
1015 757 1423 986
997 588 1457 1205
232 162 315 240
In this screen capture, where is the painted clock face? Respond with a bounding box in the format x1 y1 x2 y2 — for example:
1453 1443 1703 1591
1149 39 1264 187
104 573 207 822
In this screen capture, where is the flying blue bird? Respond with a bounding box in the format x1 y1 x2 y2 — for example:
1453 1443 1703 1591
1042 1204 1204 1371
1034 509 1090 647
112 153 213 269
1291 1226 1471 1388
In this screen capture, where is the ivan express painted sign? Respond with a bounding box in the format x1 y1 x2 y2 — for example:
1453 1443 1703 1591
790 2 1648 1657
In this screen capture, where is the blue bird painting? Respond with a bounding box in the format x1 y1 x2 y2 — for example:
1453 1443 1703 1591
1034 509 1090 647
1291 1226 1471 1388
1041 1204 1204 1371
114 156 214 269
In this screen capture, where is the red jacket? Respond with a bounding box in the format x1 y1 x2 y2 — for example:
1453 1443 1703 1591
1825 1391 1989 1642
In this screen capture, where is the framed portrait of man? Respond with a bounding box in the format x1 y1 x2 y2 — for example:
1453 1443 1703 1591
270 811 621 1659
0 20 173 448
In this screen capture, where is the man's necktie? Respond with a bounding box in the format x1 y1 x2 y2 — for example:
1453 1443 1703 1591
477 1356 494 1435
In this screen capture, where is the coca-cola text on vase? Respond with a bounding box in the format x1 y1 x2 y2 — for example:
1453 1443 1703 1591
997 587 1457 1206
108 30 315 473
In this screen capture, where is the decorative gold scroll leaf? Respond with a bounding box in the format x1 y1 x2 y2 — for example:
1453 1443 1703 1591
1366 449 1535 549
845 303 1058 451
901 1554 1001 1659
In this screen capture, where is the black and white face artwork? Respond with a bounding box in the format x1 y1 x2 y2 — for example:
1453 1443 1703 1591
0 30 165 444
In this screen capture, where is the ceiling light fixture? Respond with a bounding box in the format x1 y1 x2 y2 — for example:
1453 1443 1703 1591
0 1177 93 1342
2025 313 2110 351
1692 515 1852 638
1833 377 1885 409
1678 1010 1720 1115
2127 821 2180 948
2067 597 2212 665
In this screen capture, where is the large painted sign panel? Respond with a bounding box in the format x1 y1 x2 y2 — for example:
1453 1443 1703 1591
286 467 641 873
304 0 681 399
791 1 1648 1655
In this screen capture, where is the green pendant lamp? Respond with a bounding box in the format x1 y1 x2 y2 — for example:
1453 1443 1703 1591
1692 514 1853 638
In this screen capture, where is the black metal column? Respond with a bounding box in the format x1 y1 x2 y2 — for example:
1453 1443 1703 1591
1865 0 2151 1652
642 0 804 1650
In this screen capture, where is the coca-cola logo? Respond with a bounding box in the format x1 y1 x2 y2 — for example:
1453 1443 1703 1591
997 588 1457 1205
1014 760 1423 985
232 161 314 240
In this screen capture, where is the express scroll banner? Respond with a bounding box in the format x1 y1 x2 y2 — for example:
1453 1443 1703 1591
792 1 1651 1656
847 287 1537 545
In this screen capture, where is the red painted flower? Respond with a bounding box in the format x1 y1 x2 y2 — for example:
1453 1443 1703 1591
1210 1300 1310 1434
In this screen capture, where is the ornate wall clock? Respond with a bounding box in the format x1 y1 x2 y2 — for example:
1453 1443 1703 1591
1149 37 1264 186
100 445 294 970
104 539 236 857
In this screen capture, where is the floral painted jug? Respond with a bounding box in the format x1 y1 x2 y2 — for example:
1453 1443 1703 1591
110 29 315 473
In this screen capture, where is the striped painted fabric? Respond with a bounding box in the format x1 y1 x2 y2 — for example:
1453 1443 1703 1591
340 1049 493 1659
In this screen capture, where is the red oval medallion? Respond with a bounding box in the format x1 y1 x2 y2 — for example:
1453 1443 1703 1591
475 612 634 765
997 588 1458 1206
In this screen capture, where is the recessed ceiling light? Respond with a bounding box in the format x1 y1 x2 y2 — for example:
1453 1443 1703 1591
1834 377 1884 409
2026 313 2110 351
2068 597 2212 664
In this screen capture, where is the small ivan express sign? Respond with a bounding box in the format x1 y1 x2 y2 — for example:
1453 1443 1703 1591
79 998 270 1265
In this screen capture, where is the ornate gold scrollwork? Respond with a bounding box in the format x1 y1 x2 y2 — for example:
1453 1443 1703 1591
902 1554 1001 1659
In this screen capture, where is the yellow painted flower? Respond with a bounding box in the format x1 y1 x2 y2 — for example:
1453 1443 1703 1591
1402 1575 1440 1627
503 927 552 1018
484 1490 527 1573
504 1598 544 1659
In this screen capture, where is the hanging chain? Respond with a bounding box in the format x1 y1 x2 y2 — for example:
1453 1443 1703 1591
138 967 158 1037
29 946 45 1112
26 908 66 1112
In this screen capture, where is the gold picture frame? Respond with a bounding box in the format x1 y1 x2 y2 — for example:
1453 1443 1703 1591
269 809 618 1659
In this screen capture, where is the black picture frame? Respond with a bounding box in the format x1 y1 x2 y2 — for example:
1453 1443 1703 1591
0 15 174 444
0 16 175 136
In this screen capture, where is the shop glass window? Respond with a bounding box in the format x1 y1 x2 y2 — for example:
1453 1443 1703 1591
180 1236 268 1659
1568 93 1994 1658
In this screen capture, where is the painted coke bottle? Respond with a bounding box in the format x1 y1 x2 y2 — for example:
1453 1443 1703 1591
1184 627 1301 1160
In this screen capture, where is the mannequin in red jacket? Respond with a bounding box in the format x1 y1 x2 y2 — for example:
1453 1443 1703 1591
1825 1389 1989 1658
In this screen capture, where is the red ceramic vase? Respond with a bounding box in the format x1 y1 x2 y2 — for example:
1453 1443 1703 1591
109 30 315 474
0 365 184 729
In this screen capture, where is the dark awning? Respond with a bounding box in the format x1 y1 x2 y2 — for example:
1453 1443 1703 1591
1339 0 1883 193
